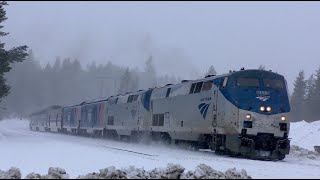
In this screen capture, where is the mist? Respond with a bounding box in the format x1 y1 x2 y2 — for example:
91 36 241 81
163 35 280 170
2 1 320 92
1 1 320 118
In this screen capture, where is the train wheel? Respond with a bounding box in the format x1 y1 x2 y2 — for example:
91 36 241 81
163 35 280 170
214 149 225 155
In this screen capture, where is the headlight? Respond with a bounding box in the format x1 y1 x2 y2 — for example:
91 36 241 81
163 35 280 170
281 116 286 121
245 114 251 120
260 106 265 112
266 106 272 112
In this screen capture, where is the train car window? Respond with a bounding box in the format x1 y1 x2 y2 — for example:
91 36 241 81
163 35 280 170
108 98 117 104
222 77 228 88
127 95 133 103
107 116 114 125
237 78 259 87
166 88 171 97
264 79 284 89
140 93 145 101
152 114 164 126
159 114 164 126
194 82 203 93
67 113 71 124
134 94 139 101
152 114 159 126
48 114 51 126
202 81 212 91
56 113 58 126
189 83 196 94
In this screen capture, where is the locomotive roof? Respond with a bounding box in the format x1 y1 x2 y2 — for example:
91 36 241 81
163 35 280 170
30 105 62 117
146 69 284 94
62 68 284 108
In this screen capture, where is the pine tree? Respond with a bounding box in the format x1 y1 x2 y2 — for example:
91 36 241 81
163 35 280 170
290 70 307 121
0 1 28 101
312 66 320 120
304 74 316 121
258 64 265 70
205 65 217 76
118 68 139 94
144 55 156 88
314 66 320 99
305 74 316 102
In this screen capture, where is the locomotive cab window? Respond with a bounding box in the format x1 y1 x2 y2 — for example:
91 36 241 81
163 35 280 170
264 79 284 89
133 94 139 101
127 95 133 103
236 78 259 87
189 83 196 94
166 88 171 97
194 82 203 93
128 95 139 103
202 81 212 91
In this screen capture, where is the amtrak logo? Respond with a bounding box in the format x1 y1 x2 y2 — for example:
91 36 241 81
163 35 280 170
198 103 211 119
256 96 270 101
256 91 270 102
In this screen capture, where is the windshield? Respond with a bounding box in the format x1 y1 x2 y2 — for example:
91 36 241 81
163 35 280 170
236 78 260 87
263 79 285 89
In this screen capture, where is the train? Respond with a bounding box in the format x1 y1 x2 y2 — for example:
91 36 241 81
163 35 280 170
29 68 291 160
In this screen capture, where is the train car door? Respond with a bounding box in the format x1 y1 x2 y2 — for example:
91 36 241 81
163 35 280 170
212 88 218 127
99 102 105 128
133 94 140 131
48 113 51 128
217 77 228 127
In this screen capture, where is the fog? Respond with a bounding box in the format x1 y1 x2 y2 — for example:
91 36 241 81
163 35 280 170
1 1 320 118
3 1 320 92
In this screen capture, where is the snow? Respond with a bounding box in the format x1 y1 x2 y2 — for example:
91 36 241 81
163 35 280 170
0 167 21 179
0 118 320 179
289 120 320 151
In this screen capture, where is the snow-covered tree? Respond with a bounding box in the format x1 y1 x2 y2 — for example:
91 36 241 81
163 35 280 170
144 56 157 88
205 65 217 76
290 70 306 121
0 1 28 101
118 68 139 94
258 64 265 70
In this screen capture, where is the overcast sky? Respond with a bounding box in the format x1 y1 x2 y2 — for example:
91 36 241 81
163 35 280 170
3 1 320 93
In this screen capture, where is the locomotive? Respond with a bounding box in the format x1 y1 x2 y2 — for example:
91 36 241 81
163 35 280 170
29 68 291 160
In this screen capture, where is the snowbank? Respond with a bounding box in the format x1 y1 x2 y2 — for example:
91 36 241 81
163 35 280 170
289 145 320 160
25 173 42 179
183 164 251 179
25 167 69 179
0 167 21 179
289 120 320 151
77 163 251 179
2 164 250 179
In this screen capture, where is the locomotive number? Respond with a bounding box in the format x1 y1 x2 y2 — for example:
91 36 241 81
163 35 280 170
201 97 212 101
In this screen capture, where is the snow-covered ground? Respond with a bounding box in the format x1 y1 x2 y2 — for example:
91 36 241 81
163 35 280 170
0 119 320 179
290 120 320 151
